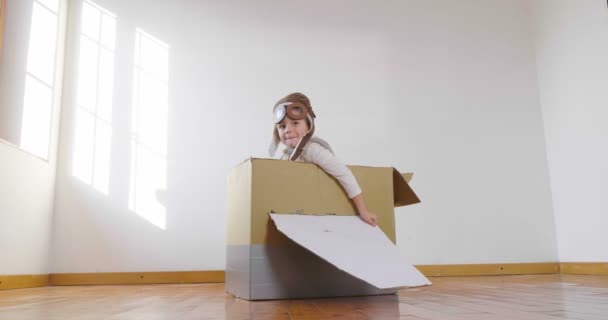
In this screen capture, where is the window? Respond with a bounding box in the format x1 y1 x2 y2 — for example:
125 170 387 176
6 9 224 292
71 1 116 195
20 0 60 159
128 28 169 229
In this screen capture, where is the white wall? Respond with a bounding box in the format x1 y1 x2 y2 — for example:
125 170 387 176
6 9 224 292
389 0 557 265
0 142 55 275
529 0 608 262
0 0 67 275
51 0 557 273
0 0 29 143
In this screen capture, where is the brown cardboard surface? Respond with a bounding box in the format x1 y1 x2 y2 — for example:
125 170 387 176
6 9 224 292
225 159 252 246
250 160 399 244
402 172 414 183
226 158 420 245
393 169 420 207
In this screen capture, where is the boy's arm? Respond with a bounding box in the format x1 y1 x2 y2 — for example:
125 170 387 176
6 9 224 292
307 143 361 197
352 193 378 227
307 144 377 227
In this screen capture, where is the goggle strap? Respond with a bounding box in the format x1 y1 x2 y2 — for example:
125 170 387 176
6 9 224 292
289 121 315 161
274 102 311 124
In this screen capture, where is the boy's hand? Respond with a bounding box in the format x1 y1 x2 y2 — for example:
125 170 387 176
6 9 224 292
359 211 378 227
352 193 377 227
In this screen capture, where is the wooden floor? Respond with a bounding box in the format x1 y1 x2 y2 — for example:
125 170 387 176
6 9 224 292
1 275 607 319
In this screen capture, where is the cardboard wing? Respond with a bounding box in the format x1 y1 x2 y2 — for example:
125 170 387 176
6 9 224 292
269 213 431 289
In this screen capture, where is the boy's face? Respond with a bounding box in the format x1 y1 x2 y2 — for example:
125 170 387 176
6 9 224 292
277 117 310 148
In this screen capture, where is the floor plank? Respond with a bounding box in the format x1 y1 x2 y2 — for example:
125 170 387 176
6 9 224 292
0 275 607 319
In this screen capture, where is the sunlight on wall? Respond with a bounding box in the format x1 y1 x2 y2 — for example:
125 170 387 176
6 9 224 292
128 28 169 230
71 1 116 195
20 0 59 159
37 0 59 10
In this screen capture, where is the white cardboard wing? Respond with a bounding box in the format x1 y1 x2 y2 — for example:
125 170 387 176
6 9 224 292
269 214 431 289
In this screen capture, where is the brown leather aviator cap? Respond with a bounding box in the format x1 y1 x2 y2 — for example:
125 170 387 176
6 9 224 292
269 92 317 161
274 92 317 123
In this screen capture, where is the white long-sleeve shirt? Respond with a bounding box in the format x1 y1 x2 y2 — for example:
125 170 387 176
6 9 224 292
281 138 362 198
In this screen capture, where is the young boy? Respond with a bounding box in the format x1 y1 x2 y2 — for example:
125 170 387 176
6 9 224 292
269 92 378 226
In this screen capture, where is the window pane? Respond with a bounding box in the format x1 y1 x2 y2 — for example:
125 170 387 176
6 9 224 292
20 76 53 158
26 2 58 85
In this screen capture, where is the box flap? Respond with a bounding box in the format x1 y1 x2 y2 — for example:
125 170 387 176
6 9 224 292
269 213 431 289
402 172 413 183
393 169 420 207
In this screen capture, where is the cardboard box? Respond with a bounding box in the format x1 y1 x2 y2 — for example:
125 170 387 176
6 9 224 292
225 158 428 300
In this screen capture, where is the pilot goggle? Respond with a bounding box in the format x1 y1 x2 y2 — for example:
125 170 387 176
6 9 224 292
273 102 308 124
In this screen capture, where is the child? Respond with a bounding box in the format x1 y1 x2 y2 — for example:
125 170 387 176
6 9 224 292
268 92 378 227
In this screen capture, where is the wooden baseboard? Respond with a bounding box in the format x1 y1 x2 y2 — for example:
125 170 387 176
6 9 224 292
560 263 608 275
50 270 224 286
417 263 560 277
0 275 49 290
3 263 607 289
